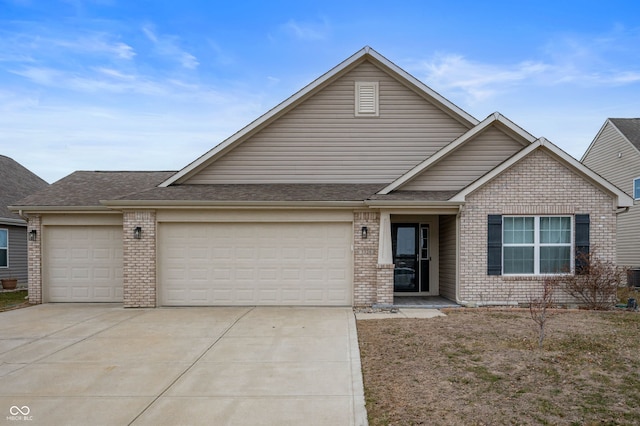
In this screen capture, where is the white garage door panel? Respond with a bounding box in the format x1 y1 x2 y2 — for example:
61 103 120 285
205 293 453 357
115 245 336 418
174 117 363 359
159 223 352 306
45 226 123 302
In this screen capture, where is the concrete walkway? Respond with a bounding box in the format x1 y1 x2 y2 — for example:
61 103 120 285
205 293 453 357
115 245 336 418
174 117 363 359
0 305 367 426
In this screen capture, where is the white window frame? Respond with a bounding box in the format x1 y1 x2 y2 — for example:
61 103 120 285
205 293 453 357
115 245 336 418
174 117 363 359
0 229 7 268
502 216 573 276
634 176 640 200
355 81 379 117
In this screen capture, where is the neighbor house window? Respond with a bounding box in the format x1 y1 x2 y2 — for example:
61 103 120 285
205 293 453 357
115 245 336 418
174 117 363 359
503 216 572 275
0 229 7 268
634 177 640 200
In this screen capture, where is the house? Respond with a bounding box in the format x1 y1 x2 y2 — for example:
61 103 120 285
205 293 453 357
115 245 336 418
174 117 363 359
11 47 633 307
0 155 49 286
581 118 640 273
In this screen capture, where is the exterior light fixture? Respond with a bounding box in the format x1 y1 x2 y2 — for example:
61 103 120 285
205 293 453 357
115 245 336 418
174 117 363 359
133 226 142 239
361 226 368 239
28 229 37 241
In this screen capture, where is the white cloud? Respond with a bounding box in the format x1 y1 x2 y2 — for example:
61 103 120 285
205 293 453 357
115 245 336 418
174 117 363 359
141 24 199 69
281 18 330 41
412 54 551 104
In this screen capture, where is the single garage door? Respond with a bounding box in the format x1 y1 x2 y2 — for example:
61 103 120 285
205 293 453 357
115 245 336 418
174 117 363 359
45 226 123 302
159 222 352 306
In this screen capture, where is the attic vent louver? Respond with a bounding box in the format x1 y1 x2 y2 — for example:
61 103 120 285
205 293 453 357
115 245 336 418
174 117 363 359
355 81 379 117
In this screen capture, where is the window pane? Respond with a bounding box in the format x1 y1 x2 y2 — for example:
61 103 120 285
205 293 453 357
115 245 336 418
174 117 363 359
540 217 571 244
540 246 571 274
0 249 6 268
504 217 534 244
504 247 534 274
0 230 6 248
635 178 640 200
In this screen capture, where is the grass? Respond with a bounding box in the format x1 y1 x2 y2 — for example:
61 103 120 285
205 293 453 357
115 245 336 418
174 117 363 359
0 290 29 311
357 308 640 425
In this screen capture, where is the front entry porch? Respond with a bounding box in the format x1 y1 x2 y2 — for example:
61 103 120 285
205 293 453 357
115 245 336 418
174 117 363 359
391 296 460 309
375 212 459 306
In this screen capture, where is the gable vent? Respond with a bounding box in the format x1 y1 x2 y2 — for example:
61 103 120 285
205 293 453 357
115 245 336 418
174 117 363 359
355 81 379 117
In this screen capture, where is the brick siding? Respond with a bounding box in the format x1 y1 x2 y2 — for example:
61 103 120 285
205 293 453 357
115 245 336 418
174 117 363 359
353 211 380 306
460 149 617 305
123 210 157 307
27 214 42 304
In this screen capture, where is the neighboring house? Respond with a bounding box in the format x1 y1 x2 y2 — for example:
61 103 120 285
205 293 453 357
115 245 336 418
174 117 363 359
11 47 633 307
0 155 49 286
581 118 640 271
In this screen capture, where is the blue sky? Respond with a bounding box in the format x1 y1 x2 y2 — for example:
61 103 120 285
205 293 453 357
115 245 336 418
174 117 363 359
1 0 639 183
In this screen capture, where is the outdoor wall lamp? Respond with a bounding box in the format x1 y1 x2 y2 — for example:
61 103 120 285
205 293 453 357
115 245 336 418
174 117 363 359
361 226 368 239
133 226 142 239
28 229 37 241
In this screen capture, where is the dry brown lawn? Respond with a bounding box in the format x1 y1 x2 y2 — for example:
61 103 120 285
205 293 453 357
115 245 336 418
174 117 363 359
357 308 640 425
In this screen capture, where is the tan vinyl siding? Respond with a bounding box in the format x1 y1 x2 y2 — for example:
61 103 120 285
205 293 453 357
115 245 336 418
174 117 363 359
582 122 640 195
186 61 470 184
401 126 524 191
438 215 457 300
618 206 640 267
583 121 640 267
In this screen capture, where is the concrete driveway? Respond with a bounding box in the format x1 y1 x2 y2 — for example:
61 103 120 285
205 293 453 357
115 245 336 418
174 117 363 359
0 305 367 426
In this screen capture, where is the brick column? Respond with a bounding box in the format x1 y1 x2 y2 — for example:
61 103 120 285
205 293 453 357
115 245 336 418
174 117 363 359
376 264 394 305
27 215 42 304
123 210 157 308
353 211 379 307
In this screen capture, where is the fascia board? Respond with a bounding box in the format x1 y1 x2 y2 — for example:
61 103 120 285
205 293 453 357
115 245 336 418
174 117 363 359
580 119 611 162
450 138 635 207
9 205 116 213
100 200 366 209
366 49 478 127
0 217 27 226
159 47 371 187
539 138 634 207
494 113 537 144
379 112 533 195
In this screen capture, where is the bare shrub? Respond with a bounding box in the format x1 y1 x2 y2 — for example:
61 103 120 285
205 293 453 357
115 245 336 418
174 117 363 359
528 278 555 349
558 250 626 310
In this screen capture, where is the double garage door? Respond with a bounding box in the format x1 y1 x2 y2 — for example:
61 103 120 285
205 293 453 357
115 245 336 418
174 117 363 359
45 222 353 306
158 222 353 306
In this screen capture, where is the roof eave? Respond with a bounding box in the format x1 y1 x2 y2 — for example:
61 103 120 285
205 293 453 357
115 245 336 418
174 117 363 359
100 200 367 209
9 205 118 214
364 200 464 209
379 112 535 194
0 217 27 226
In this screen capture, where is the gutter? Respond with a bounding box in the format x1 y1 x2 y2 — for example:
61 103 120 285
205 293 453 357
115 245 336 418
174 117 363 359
100 200 367 209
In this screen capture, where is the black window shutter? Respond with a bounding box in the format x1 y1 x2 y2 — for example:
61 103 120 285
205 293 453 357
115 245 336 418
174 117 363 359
575 214 590 273
487 215 502 275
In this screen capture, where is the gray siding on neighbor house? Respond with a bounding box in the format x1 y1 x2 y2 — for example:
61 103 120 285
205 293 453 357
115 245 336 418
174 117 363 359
438 215 457 301
401 126 525 191
186 61 470 184
0 225 27 285
583 121 640 267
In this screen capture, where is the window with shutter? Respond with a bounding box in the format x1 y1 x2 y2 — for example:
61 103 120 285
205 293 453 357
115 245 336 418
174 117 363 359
355 81 379 117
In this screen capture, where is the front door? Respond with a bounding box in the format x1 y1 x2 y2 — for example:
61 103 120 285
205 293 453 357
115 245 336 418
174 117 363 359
392 223 430 292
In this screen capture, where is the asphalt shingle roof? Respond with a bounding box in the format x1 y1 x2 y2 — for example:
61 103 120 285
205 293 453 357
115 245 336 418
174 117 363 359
13 171 175 207
117 183 387 203
13 172 459 208
610 118 640 152
0 155 49 220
